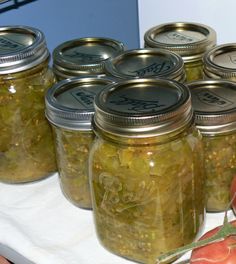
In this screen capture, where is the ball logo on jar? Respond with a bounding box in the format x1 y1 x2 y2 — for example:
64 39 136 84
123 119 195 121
166 32 198 43
228 54 236 65
109 95 165 113
130 61 172 77
71 88 96 108
0 37 24 53
64 50 105 62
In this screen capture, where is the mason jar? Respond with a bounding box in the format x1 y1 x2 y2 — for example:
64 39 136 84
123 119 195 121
0 25 56 183
52 37 125 80
188 79 236 212
45 76 114 209
203 43 236 81
144 22 216 81
89 78 205 263
104 48 186 82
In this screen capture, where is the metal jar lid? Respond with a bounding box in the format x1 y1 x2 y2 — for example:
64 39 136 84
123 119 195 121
203 43 236 79
52 37 125 79
0 25 49 74
144 22 216 62
93 78 193 137
45 76 115 130
188 79 236 135
104 48 186 82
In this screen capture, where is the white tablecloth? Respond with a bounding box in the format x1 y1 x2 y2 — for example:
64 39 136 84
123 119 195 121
0 173 234 264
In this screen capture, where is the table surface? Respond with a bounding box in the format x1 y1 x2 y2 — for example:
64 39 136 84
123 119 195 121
0 173 234 264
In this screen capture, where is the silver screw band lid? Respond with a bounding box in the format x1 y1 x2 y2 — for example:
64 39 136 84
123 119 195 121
188 79 236 134
0 25 49 74
203 43 236 79
104 48 186 82
93 78 193 137
45 76 115 130
52 37 125 78
144 22 216 62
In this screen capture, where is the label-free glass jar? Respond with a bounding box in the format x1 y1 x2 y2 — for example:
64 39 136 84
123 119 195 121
144 22 216 81
52 37 125 80
0 25 56 183
89 78 205 263
45 76 114 209
188 79 236 212
104 48 186 82
203 43 236 81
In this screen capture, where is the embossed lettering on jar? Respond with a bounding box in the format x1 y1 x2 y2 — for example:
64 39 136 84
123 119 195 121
144 22 216 81
188 79 236 212
89 78 205 263
0 25 56 183
45 76 115 209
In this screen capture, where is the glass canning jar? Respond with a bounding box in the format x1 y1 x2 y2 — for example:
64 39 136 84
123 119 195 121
52 37 125 80
144 22 216 81
104 48 186 82
203 43 236 81
0 25 56 183
188 79 236 212
89 78 205 263
45 76 115 209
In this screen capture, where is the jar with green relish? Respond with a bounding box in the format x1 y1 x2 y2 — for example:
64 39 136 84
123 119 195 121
104 48 186 82
89 78 205 263
188 79 236 212
144 22 216 81
0 25 56 183
45 76 114 209
52 37 125 80
203 43 236 81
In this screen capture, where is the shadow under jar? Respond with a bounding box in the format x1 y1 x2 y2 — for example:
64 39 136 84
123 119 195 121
45 76 115 209
188 79 236 212
144 22 216 82
89 78 205 263
0 25 56 183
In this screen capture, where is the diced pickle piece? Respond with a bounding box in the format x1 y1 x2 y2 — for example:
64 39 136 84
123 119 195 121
203 134 236 211
0 63 57 183
185 60 204 81
53 127 94 209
